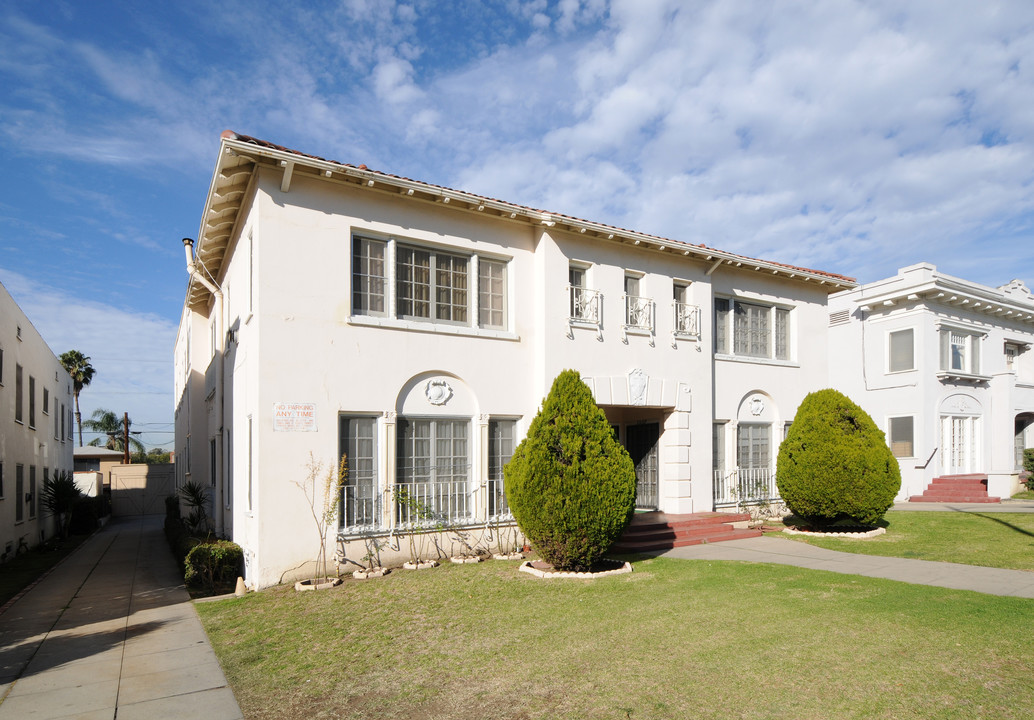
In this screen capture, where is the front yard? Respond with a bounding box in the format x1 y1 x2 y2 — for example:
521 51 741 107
781 510 1034 571
197 539 1034 720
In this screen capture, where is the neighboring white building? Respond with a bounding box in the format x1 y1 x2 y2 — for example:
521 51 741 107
175 132 855 589
0 280 75 560
829 263 1034 501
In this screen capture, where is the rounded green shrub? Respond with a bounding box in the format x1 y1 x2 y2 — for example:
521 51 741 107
504 369 636 571
777 388 900 527
184 539 244 594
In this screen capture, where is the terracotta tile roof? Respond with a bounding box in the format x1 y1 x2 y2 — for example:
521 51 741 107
222 131 856 284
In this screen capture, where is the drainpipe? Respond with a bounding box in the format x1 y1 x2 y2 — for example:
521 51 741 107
183 238 225 536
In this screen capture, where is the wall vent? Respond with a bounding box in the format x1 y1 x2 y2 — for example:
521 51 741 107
828 309 850 326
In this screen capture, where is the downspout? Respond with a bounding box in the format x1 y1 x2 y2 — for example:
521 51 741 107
183 238 226 536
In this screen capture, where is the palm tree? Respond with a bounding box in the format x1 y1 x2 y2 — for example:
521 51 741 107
83 409 145 453
59 350 96 446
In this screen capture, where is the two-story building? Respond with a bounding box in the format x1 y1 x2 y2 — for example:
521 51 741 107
174 132 856 588
829 263 1034 501
1 280 75 560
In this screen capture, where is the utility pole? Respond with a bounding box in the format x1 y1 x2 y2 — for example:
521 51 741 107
123 412 130 465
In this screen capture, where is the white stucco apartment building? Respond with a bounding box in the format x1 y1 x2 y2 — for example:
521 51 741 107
829 263 1034 502
175 132 855 589
0 280 75 560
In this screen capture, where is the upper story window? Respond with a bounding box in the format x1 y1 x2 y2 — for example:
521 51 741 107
15 364 23 424
715 299 791 361
673 283 700 338
352 234 509 332
623 273 652 332
939 327 981 375
568 264 601 325
888 329 915 373
1005 342 1019 367
479 259 507 330
397 245 468 323
28 376 35 429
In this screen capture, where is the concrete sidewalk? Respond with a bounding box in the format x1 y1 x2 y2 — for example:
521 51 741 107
661 535 1034 598
0 515 243 720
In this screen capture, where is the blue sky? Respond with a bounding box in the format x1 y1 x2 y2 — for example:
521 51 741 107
2 0 1034 449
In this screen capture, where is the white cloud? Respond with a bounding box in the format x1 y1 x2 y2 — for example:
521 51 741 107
0 269 177 449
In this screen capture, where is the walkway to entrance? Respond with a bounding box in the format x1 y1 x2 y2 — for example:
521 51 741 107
0 515 242 720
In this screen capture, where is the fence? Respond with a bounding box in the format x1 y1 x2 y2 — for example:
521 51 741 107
713 467 780 507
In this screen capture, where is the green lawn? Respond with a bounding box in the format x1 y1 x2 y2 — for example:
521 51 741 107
780 510 1034 571
1012 489 1034 500
0 533 91 606
197 556 1034 720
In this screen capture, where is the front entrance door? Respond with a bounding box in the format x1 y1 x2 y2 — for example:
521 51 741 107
626 423 659 510
942 415 979 475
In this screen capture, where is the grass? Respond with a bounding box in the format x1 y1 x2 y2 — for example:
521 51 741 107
780 510 1034 571
0 533 91 606
197 556 1034 720
1012 489 1034 500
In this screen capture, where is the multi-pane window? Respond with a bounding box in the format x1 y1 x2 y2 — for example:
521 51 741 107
479 259 507 329
888 329 915 373
397 246 468 323
716 300 791 360
28 376 36 428
396 418 470 523
737 424 770 470
15 465 24 522
28 466 36 519
712 422 726 474
353 236 387 315
624 274 652 330
488 419 516 517
15 365 23 423
352 234 508 331
568 265 601 324
1005 342 1024 369
569 266 585 319
889 417 914 458
339 416 379 529
940 328 981 374
673 283 699 337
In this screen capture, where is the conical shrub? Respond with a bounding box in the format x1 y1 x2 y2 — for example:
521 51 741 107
504 369 636 570
776 388 900 527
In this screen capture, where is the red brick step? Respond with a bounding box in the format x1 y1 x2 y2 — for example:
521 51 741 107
908 474 1000 503
612 511 762 553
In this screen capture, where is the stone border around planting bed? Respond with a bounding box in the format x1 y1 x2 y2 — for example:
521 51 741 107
783 526 887 539
518 560 633 579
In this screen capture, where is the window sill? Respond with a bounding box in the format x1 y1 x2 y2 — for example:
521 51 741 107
673 332 700 342
715 353 799 368
936 371 991 383
623 326 653 336
568 319 601 329
349 315 520 341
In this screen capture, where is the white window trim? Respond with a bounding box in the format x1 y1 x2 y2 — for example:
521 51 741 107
350 231 514 335
934 321 989 380
887 415 915 459
886 327 916 374
715 296 794 363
